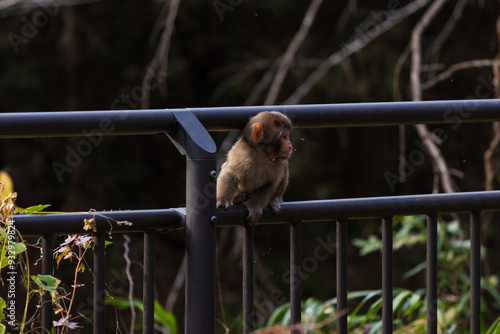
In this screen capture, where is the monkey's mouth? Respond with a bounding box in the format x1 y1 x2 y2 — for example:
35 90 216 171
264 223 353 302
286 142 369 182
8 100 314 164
276 151 292 159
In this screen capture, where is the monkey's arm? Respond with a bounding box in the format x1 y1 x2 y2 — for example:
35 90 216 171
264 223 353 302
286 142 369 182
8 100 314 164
216 166 238 210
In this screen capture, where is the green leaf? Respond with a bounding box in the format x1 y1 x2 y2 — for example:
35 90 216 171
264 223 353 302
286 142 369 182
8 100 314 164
367 321 383 334
154 300 178 334
267 303 290 326
402 261 426 280
106 297 178 333
485 315 500 334
16 204 50 214
31 274 60 292
352 235 382 256
349 290 382 319
402 290 424 318
0 297 6 323
0 241 26 269
392 290 412 317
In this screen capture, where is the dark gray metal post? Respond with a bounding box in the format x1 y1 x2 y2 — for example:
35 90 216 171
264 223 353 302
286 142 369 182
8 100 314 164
470 212 481 334
243 226 254 334
382 216 393 334
94 232 106 334
143 230 156 334
427 215 438 334
168 110 217 334
336 219 348 334
290 222 301 334
41 235 54 331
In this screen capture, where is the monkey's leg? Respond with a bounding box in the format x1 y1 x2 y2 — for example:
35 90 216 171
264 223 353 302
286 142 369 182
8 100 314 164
267 170 288 214
233 192 249 205
241 187 276 225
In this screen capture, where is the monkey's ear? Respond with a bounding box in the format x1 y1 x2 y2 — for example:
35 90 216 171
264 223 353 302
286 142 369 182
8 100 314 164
251 123 264 143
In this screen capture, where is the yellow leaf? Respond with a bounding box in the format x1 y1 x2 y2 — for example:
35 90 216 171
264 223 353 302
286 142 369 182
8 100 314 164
0 170 14 200
83 218 96 232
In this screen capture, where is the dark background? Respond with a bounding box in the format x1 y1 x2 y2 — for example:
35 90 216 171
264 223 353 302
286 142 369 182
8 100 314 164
1 0 500 332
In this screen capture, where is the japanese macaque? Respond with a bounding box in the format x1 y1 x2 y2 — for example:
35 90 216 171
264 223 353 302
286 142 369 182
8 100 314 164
216 111 293 225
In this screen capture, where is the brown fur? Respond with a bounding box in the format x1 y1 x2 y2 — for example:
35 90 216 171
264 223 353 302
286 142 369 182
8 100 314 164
216 111 293 225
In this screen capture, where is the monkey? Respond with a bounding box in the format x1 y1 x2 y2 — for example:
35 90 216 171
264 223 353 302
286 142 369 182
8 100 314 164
216 111 293 226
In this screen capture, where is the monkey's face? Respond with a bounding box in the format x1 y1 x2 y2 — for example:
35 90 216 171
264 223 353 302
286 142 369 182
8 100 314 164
245 111 294 161
275 129 293 159
261 128 293 161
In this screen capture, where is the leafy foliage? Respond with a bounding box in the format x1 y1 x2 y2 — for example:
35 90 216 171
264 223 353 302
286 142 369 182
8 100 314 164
106 297 178 334
267 215 500 333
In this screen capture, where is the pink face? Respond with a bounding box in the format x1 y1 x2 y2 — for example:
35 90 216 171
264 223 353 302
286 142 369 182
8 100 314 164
279 130 293 159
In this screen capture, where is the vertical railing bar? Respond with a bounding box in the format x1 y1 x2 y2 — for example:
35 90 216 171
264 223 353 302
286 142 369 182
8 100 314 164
382 216 393 334
336 219 348 334
427 214 438 334
143 230 156 334
290 222 302 333
243 225 254 334
93 233 106 334
41 235 54 331
470 211 481 334
175 112 217 334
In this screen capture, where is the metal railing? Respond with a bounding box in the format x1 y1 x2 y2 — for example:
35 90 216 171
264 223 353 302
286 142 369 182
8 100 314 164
7 99 500 334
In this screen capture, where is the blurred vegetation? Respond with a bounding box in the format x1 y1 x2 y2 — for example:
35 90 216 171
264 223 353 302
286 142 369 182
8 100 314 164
267 216 500 333
1 0 500 332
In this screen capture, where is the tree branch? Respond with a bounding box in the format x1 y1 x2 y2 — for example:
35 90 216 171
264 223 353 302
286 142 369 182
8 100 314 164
410 0 455 193
424 0 467 80
422 59 500 90
484 16 500 192
284 0 430 105
264 0 324 105
140 0 180 109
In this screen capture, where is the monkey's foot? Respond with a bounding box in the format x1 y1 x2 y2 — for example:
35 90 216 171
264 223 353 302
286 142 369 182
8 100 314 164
233 193 249 205
267 197 282 215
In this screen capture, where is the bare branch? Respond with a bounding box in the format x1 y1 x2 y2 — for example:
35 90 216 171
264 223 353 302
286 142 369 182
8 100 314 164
422 59 500 90
484 16 500 192
424 0 467 80
484 123 500 190
0 0 103 16
284 0 430 105
410 0 456 193
245 60 278 106
141 0 180 109
264 0 324 105
165 254 187 313
209 58 324 105
410 0 449 101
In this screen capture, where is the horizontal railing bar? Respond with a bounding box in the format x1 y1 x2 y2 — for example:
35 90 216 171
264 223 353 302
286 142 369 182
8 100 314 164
12 191 500 235
13 209 184 236
1 99 500 138
216 190 500 225
0 110 176 138
191 99 500 130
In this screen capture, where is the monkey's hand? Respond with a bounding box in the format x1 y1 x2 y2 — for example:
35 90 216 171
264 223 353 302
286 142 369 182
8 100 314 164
268 197 282 215
216 200 231 211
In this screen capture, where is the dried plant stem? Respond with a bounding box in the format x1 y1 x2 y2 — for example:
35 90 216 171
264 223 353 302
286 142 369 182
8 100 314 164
123 235 136 334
